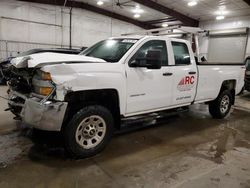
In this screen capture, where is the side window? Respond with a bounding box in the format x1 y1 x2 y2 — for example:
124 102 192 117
130 40 168 66
172 41 191 65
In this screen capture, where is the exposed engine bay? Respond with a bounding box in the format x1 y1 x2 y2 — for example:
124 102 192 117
7 67 35 93
1 64 35 117
0 62 56 119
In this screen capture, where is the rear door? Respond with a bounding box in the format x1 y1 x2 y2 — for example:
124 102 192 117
169 39 198 106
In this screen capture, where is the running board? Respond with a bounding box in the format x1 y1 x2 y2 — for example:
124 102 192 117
117 107 189 133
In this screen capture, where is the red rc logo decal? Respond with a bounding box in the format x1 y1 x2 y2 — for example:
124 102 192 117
177 76 195 91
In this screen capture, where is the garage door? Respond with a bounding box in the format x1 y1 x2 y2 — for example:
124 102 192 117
207 28 248 64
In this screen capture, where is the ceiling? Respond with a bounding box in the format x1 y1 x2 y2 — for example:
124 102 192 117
157 0 250 21
18 0 250 28
74 0 168 22
75 0 250 23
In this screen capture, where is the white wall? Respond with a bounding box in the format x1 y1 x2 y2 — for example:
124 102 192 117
199 15 250 59
0 0 142 59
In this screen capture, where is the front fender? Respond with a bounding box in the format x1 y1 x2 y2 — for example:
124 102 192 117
41 63 127 115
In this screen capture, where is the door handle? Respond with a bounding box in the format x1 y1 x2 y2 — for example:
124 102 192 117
163 72 173 76
189 71 196 75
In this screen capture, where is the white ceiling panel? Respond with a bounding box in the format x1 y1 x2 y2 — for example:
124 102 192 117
157 0 250 21
74 0 168 21
72 0 250 24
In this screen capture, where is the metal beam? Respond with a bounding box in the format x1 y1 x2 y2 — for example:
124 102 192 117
145 17 178 25
1 16 62 27
18 0 155 29
132 0 199 27
243 0 250 6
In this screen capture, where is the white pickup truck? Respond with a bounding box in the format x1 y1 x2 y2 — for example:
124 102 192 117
5 35 245 158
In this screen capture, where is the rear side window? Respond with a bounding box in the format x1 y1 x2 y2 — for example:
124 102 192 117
172 42 191 65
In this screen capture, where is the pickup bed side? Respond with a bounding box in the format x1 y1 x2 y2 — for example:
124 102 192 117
195 65 245 103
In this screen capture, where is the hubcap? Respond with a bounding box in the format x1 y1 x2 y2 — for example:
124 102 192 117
220 95 230 114
75 115 106 149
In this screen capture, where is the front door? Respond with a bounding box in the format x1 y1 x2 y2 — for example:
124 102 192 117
125 39 173 116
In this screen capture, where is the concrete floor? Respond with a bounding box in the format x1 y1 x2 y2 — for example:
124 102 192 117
0 86 250 188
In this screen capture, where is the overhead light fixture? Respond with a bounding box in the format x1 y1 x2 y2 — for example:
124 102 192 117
215 6 229 15
97 1 104 6
132 6 144 14
188 1 197 6
215 6 228 20
134 14 141 18
216 15 225 20
162 23 169 27
215 10 229 15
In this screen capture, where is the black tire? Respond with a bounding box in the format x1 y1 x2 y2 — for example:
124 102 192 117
209 90 232 119
63 105 114 158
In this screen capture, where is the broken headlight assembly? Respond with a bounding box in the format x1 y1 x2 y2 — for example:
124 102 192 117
33 70 55 96
41 71 52 81
37 87 54 96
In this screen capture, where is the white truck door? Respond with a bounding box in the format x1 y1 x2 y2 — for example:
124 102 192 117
125 39 173 115
169 40 198 106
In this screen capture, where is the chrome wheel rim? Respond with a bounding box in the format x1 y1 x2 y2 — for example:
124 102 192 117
220 95 230 114
75 115 106 149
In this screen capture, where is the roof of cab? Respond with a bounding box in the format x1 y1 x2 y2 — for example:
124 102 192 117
109 35 189 43
109 35 145 40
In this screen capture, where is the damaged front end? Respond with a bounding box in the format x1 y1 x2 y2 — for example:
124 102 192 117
6 65 35 117
5 62 68 131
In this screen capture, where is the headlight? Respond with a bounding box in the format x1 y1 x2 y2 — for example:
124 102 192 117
38 87 54 96
41 71 52 81
33 70 54 96
34 86 54 96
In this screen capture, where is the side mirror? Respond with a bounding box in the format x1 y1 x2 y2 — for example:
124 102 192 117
201 56 207 62
145 49 162 69
130 59 139 67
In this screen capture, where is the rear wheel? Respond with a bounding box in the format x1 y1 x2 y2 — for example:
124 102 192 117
63 105 114 158
209 90 232 119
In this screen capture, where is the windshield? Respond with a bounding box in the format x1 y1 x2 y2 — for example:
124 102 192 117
80 39 138 62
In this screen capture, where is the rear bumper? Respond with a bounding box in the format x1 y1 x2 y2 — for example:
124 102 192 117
9 91 68 131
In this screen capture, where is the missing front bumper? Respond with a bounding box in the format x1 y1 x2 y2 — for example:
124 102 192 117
8 90 68 131
20 98 68 131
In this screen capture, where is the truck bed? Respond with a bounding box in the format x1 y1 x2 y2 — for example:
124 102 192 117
195 64 245 103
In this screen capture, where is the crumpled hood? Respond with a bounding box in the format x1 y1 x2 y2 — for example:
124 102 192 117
10 52 106 68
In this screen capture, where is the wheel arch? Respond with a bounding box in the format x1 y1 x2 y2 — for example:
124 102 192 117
62 89 121 130
218 80 236 105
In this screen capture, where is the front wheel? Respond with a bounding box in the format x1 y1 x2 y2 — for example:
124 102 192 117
63 105 114 158
209 90 233 119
